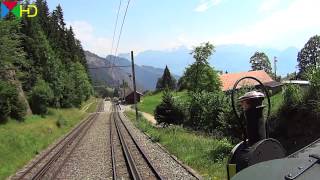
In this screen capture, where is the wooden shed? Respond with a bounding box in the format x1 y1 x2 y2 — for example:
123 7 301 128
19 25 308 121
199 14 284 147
125 91 143 104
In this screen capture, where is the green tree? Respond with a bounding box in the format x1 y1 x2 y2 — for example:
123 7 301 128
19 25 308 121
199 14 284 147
35 0 51 36
0 20 26 68
298 35 320 76
70 62 93 107
21 13 65 106
156 65 176 90
185 91 228 132
282 84 302 108
59 71 76 108
180 42 221 92
0 3 93 118
113 88 120 97
154 89 184 126
29 79 54 115
96 86 113 98
0 82 12 122
0 81 26 122
249 52 272 74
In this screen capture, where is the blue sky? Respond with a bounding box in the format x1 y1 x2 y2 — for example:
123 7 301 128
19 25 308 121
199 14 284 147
47 0 320 57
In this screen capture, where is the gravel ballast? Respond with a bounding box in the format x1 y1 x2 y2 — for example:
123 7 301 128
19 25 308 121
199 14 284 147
55 102 113 179
118 107 200 180
13 101 201 179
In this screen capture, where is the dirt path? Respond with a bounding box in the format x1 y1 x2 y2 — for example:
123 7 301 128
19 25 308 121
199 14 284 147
121 105 157 125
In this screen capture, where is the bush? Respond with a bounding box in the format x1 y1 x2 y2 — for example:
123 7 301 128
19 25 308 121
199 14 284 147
10 97 26 121
303 68 320 102
282 84 302 108
29 79 54 115
207 139 233 162
56 115 67 128
0 81 13 122
0 80 26 122
184 91 228 133
154 89 184 126
218 103 244 141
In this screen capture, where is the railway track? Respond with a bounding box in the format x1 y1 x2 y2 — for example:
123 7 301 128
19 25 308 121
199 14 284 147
14 101 104 180
110 104 164 180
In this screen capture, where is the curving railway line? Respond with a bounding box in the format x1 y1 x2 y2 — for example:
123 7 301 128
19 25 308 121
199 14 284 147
110 104 164 180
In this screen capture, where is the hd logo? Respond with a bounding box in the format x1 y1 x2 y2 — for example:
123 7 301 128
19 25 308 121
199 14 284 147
0 0 38 19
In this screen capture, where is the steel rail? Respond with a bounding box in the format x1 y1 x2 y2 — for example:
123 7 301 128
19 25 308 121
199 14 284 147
16 114 94 179
31 102 103 179
113 104 163 180
17 101 103 180
120 113 203 180
113 104 142 180
110 105 117 180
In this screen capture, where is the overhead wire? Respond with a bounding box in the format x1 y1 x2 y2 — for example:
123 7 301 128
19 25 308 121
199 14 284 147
113 0 131 61
109 0 123 80
110 0 122 60
111 0 131 74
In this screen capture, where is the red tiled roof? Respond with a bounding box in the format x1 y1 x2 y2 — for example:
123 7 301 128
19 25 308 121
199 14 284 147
219 70 274 91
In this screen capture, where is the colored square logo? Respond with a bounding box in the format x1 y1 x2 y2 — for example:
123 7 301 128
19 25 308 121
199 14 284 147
0 0 38 20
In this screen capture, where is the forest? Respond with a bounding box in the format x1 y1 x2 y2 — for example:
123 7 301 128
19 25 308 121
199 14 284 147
0 0 93 123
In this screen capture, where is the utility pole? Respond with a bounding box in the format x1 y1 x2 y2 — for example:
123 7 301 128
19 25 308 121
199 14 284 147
131 51 139 120
274 56 278 80
122 79 126 102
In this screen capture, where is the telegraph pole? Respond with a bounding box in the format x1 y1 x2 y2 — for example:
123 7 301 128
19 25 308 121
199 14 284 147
131 51 139 120
122 79 126 101
274 56 277 80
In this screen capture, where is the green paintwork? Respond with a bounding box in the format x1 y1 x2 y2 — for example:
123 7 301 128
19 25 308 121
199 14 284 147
232 158 320 180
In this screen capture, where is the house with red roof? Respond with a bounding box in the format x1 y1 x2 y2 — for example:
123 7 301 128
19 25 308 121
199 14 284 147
219 70 282 93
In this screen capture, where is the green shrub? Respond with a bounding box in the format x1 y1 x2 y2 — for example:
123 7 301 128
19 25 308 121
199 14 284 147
29 79 54 115
218 103 244 141
56 115 67 128
0 81 13 122
10 97 26 121
154 89 184 126
184 91 228 133
0 80 26 122
282 84 302 108
207 139 233 162
150 132 161 142
304 68 320 102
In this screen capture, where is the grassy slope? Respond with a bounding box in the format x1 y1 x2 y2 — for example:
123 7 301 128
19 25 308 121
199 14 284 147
141 91 283 116
138 91 188 115
125 111 232 180
0 97 98 179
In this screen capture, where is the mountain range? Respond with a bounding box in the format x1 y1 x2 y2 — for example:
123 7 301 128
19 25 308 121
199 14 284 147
87 44 300 91
120 45 300 76
85 51 178 91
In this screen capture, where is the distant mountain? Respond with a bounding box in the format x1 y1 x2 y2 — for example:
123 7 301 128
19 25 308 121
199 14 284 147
124 45 299 76
85 51 178 91
119 46 193 76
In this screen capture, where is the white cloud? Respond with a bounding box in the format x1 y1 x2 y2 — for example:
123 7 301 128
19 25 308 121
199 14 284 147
258 0 281 13
67 21 111 57
212 0 320 49
194 0 222 12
